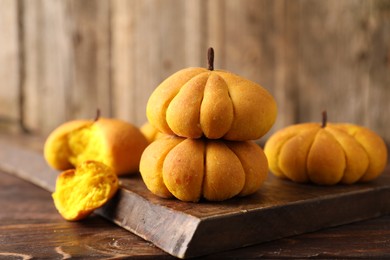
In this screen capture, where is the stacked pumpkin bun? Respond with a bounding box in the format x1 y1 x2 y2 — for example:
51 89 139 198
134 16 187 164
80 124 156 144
140 48 277 202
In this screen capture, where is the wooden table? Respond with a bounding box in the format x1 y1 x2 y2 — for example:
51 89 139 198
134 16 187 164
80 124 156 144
2 169 390 259
1 133 390 259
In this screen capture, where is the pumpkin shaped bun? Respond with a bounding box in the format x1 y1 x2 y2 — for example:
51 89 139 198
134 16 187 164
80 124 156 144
140 135 268 202
44 114 149 176
264 112 388 185
146 48 277 141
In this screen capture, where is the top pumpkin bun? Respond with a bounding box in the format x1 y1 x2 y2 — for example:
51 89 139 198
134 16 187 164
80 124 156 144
146 48 277 141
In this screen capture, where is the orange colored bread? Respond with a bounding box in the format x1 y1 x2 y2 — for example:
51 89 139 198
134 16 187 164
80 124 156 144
140 122 165 143
44 117 149 175
146 68 277 141
264 122 388 185
52 160 119 221
140 136 268 202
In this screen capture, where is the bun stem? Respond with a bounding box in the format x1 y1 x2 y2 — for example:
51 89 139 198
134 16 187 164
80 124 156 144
207 47 214 71
322 110 327 128
94 108 101 122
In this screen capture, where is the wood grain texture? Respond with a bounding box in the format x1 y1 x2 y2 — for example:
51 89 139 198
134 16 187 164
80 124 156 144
1 0 390 140
1 133 390 258
0 0 20 131
111 0 137 122
297 0 371 125
67 0 112 119
2 166 390 259
206 0 226 69
0 169 172 259
23 0 71 133
366 0 390 137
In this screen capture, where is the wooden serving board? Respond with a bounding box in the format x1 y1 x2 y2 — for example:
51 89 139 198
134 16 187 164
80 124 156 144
1 134 390 259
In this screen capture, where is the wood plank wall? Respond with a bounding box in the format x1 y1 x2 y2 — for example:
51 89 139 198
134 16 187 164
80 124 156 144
1 0 390 142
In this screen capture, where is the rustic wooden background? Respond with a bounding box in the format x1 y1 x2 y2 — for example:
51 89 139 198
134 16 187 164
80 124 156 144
1 0 390 142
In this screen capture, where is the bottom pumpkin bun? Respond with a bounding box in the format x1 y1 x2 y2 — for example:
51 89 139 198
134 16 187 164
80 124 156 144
52 160 119 221
139 136 268 202
264 122 388 185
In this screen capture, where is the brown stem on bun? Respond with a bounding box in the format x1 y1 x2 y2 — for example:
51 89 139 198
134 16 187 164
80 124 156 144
94 108 101 122
208 47 214 71
322 110 327 128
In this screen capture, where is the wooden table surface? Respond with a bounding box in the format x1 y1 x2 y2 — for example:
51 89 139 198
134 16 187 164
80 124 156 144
1 159 390 258
1 131 390 259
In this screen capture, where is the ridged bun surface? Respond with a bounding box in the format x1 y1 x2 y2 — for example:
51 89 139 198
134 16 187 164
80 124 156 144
264 122 388 185
146 67 277 141
140 135 268 202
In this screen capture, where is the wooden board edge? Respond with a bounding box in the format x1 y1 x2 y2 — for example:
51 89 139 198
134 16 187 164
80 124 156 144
183 186 390 258
0 136 57 192
97 190 201 259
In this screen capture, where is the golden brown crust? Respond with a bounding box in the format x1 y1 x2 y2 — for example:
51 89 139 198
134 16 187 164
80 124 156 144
166 73 209 138
203 141 245 201
139 136 182 198
278 127 319 183
140 122 164 143
146 67 206 135
139 136 269 202
264 122 388 185
146 67 277 141
200 73 234 139
163 138 205 202
306 130 345 185
224 141 268 197
44 118 149 175
264 123 318 179
94 118 149 175
218 71 277 141
338 124 388 182
325 127 369 184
